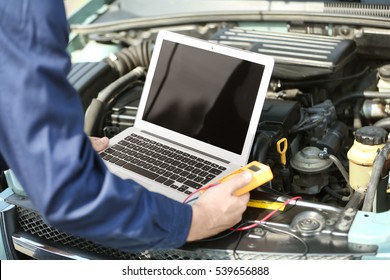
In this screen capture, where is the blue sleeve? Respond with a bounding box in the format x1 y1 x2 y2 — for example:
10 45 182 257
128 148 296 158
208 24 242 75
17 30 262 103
0 0 192 252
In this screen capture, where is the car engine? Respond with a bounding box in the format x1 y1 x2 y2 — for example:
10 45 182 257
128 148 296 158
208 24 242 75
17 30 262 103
70 23 390 211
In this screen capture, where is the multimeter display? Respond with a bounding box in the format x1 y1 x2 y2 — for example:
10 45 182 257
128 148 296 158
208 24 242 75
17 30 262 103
248 164 261 172
218 161 273 196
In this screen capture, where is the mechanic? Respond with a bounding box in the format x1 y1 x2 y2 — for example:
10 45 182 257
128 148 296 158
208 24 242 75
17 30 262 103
0 1 251 253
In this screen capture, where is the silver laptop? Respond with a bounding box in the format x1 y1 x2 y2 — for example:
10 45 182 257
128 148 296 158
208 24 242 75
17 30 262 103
100 30 274 203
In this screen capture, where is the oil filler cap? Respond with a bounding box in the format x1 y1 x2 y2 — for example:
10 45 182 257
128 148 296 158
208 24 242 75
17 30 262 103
355 126 388 145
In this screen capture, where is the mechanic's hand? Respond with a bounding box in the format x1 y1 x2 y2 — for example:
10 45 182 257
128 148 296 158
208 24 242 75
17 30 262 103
89 136 109 152
187 171 252 241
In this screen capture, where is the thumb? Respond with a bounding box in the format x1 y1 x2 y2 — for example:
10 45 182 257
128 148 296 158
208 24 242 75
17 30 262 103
90 136 109 152
221 171 253 194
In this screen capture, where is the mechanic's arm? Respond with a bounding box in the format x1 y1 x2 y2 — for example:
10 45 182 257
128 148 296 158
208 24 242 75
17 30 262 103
0 0 192 252
0 0 250 252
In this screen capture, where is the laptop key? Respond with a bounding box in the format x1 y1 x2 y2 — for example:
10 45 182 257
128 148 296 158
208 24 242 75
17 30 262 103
150 166 159 172
177 186 188 192
194 176 204 183
143 163 153 170
118 153 127 159
109 157 119 163
102 154 113 160
188 174 196 180
201 165 211 171
205 174 216 181
172 168 183 174
122 163 159 180
201 174 217 185
156 168 165 175
163 179 174 186
184 180 201 190
209 168 222 175
177 176 186 183
115 160 127 167
170 174 180 181
155 176 167 183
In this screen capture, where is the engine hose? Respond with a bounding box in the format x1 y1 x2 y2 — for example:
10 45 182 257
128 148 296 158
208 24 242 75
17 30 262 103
328 154 353 201
84 66 145 136
317 149 353 202
345 191 366 210
362 141 390 212
374 117 390 130
97 66 145 103
324 185 349 201
353 98 364 129
251 133 274 163
328 155 349 186
106 40 153 76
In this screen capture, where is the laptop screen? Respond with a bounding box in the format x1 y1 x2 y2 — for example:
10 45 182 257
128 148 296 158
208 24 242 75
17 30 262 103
142 40 265 154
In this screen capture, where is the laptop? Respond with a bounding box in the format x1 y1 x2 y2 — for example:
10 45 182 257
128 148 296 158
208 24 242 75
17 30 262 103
100 30 274 203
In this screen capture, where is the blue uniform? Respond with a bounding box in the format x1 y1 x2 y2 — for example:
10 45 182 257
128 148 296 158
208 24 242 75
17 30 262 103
0 0 192 252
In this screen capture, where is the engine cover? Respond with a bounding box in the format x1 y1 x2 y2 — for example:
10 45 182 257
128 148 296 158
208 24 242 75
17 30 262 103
210 27 356 80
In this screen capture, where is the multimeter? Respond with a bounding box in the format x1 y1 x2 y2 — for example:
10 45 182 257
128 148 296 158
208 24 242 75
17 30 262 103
218 161 274 196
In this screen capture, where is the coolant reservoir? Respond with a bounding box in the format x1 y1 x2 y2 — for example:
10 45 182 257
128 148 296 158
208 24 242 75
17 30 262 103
347 126 388 192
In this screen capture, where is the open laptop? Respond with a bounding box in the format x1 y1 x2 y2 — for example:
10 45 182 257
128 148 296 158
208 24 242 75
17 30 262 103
100 30 274 202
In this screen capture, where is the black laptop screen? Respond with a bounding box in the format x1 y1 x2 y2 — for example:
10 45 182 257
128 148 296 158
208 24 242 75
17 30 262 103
142 40 265 154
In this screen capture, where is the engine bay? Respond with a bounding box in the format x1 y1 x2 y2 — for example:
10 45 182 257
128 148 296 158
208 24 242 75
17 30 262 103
70 22 389 203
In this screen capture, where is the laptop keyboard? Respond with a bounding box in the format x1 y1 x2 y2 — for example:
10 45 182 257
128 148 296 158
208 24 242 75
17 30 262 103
100 133 227 195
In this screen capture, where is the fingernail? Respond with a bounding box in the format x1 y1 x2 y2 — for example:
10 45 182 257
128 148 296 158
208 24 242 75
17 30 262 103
242 171 252 181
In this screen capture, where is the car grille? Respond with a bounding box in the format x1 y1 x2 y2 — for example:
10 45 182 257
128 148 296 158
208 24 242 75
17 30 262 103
16 206 147 259
15 206 358 260
324 2 390 18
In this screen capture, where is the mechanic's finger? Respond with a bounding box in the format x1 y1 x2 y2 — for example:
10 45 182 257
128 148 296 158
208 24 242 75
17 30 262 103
221 171 253 194
90 136 109 152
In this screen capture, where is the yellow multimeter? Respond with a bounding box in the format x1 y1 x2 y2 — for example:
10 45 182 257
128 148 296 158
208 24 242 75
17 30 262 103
218 161 274 196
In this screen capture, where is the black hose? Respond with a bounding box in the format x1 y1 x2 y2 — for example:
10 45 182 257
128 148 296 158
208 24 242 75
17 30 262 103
324 185 349 201
84 66 145 136
251 133 274 163
97 66 145 103
374 117 390 130
106 40 153 76
333 92 364 106
82 40 152 136
353 98 364 129
362 141 390 212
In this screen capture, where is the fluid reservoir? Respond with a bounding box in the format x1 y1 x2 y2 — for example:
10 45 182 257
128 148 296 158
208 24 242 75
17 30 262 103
377 64 390 92
347 126 388 192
